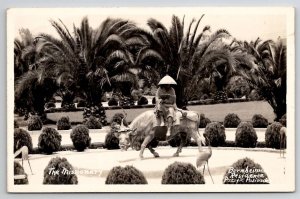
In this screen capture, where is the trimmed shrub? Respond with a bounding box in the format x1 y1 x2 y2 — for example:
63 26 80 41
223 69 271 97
27 115 43 131
137 96 148 105
152 97 156 105
223 157 269 184
14 161 28 185
76 99 87 108
235 122 258 148
14 120 19 128
43 157 78 184
168 133 191 147
84 116 102 129
45 102 56 109
14 128 33 153
279 114 286 127
252 114 268 128
57 116 71 130
265 122 283 149
161 162 205 184
199 113 211 128
110 113 128 126
224 113 241 128
70 125 91 151
105 165 147 184
108 98 118 106
104 132 120 150
213 91 228 102
204 122 226 147
38 127 62 154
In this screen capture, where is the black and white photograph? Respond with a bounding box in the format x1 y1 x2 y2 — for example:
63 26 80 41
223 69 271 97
7 7 295 192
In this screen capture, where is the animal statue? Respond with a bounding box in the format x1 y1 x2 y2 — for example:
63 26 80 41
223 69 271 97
115 109 204 159
196 136 214 184
14 145 33 175
279 127 287 158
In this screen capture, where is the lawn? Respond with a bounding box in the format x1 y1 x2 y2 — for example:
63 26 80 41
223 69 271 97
43 101 275 124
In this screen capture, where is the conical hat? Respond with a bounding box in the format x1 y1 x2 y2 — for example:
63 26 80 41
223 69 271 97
158 75 177 85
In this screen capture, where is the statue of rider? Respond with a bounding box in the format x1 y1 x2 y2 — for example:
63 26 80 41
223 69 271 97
155 75 178 137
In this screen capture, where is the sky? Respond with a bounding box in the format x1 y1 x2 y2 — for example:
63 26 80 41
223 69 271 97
11 7 288 42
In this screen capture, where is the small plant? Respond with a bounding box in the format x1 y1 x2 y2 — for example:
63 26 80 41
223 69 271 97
235 122 258 148
38 127 62 154
168 133 191 147
27 115 43 131
108 97 118 106
161 162 205 184
14 128 33 153
14 161 28 185
224 113 241 128
105 165 147 184
110 113 128 126
265 122 283 149
57 116 71 130
14 120 19 128
84 116 102 129
223 157 269 184
104 132 120 150
204 122 226 147
137 96 148 105
43 157 78 184
252 114 268 128
76 99 87 108
199 113 211 128
70 125 91 151
279 114 286 127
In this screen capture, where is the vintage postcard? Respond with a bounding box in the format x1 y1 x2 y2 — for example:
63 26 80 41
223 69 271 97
7 7 295 192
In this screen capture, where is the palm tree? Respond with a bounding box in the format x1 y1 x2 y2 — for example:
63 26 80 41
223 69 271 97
133 15 232 107
238 38 286 120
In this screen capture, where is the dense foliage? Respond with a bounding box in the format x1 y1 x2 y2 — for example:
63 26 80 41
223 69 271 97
14 128 33 153
199 113 211 128
27 115 43 131
38 127 62 154
265 122 283 149
204 122 226 147
223 113 241 128
252 114 268 128
161 162 205 184
223 157 269 184
57 116 71 130
105 165 147 184
235 122 257 148
83 116 102 129
43 157 78 184
14 161 29 185
70 125 91 151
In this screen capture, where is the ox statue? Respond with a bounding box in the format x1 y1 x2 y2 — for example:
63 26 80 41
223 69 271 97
114 109 204 159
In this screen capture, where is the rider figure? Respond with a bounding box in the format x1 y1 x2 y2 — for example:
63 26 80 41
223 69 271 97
155 75 177 137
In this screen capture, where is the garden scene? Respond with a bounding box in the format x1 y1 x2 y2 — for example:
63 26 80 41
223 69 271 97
12 12 287 187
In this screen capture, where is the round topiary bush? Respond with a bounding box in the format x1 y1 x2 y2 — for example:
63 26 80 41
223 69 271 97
279 114 286 127
27 115 43 131
223 157 269 184
84 116 102 129
224 113 241 128
108 98 118 106
168 133 191 147
105 165 147 184
161 162 205 184
70 125 91 151
204 122 226 147
152 97 156 105
38 127 62 154
104 122 120 150
235 122 258 148
199 113 211 128
265 122 283 149
57 116 71 130
14 120 19 128
43 157 78 184
110 113 128 126
137 96 148 105
14 161 28 185
252 114 268 128
14 128 33 153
